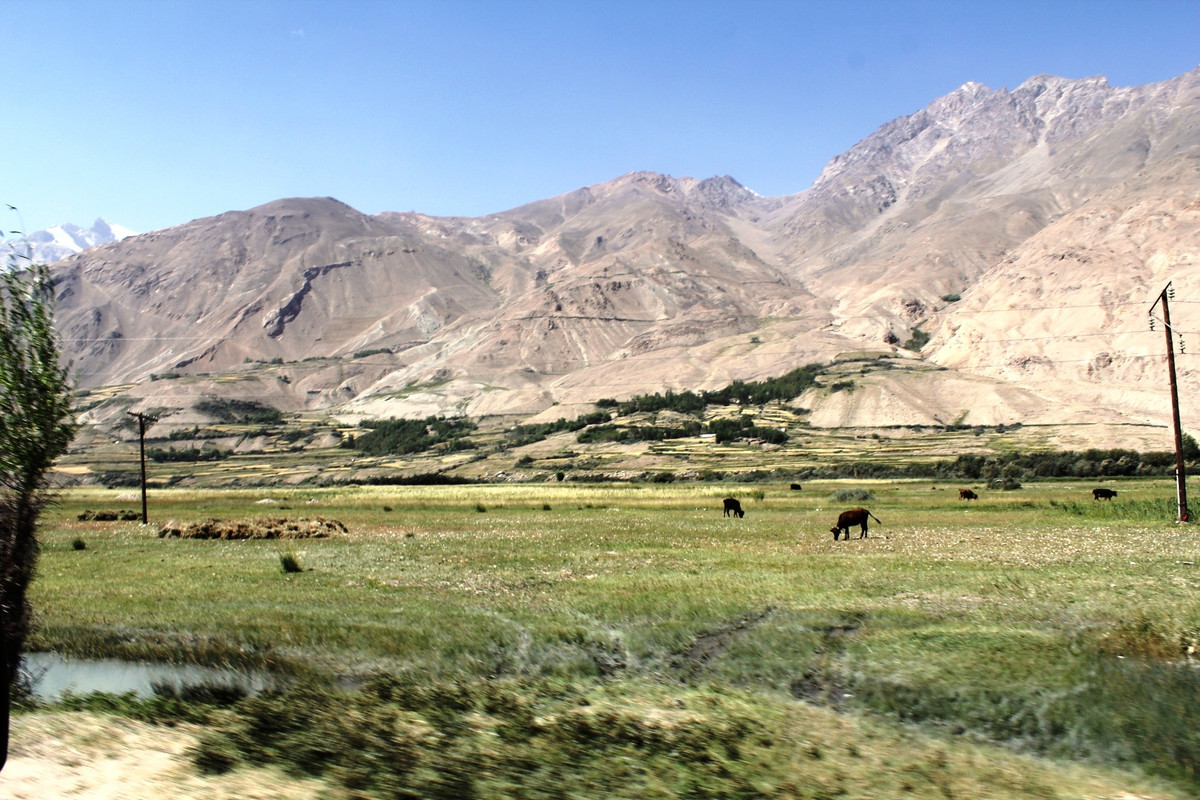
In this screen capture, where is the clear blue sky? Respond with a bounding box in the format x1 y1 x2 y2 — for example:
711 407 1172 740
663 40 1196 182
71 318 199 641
4 0 1199 235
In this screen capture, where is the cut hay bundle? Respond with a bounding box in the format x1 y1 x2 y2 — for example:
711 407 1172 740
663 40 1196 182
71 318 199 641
158 517 347 540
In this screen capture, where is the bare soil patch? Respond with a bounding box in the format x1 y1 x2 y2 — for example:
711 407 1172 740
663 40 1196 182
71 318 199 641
0 711 333 799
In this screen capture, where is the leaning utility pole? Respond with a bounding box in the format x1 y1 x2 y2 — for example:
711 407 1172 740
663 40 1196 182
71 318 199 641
1150 282 1189 523
127 411 155 524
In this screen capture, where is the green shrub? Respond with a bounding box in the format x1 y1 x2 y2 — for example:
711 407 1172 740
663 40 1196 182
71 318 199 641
352 347 391 359
903 327 931 351
191 730 241 774
831 488 874 503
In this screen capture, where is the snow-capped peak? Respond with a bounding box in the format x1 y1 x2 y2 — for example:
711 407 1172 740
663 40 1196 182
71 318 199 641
2 218 136 266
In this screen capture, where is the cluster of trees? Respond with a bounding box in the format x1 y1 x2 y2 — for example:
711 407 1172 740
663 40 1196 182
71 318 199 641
707 416 787 444
576 422 703 444
346 416 478 456
596 364 824 416
166 425 227 441
147 446 231 463
794 444 1199 482
196 399 284 425
944 444 1198 480
570 415 788 446
506 411 612 447
548 365 825 446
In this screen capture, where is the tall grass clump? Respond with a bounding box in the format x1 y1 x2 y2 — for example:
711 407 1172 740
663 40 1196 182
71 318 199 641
838 623 1200 794
279 551 303 574
188 678 785 798
1072 655 1200 786
831 487 874 503
1051 496 1179 522
180 671 1192 800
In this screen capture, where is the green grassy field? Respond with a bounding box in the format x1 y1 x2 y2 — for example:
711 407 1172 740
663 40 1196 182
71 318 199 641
24 478 1200 798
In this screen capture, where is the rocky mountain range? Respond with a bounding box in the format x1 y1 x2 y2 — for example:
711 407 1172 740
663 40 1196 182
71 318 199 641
3 218 135 266
51 67 1200 446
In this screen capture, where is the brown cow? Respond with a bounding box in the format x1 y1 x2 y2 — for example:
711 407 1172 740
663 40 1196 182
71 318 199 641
959 488 978 500
831 508 882 540
723 497 745 518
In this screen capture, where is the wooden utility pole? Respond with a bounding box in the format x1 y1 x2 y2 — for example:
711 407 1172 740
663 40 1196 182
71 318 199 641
1150 282 1189 523
127 411 154 524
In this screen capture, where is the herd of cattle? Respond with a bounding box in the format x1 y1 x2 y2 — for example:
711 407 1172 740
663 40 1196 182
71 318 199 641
722 485 1122 540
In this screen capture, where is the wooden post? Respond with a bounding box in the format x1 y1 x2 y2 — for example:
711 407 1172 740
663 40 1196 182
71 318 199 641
1151 282 1189 523
127 412 153 524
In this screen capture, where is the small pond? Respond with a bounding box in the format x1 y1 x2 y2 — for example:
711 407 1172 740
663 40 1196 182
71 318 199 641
22 652 278 701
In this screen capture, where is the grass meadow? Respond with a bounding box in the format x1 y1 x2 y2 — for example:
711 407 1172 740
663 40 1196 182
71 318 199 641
24 478 1200 798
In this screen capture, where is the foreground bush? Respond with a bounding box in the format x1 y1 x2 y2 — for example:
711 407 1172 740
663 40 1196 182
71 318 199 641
181 674 1165 800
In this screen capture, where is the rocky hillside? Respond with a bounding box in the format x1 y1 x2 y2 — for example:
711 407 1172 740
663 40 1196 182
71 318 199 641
52 67 1200 440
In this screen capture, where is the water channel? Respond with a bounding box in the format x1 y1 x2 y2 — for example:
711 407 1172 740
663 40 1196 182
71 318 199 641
22 652 278 701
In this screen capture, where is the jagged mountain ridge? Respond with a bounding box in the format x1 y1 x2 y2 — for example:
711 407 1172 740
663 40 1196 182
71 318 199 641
2 218 135 267
53 67 1200 438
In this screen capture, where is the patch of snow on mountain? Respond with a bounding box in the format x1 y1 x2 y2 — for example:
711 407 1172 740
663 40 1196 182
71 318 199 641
1 218 136 266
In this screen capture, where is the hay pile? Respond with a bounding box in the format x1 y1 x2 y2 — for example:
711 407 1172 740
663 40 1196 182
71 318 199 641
78 509 142 521
158 517 347 540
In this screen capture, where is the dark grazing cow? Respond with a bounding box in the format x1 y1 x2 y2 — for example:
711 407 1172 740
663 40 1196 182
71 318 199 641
790 483 803 491
831 508 881 540
1093 488 1118 501
959 488 978 500
723 497 745 518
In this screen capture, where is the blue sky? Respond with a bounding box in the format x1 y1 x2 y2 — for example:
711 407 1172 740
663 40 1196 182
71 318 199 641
4 0 1200 235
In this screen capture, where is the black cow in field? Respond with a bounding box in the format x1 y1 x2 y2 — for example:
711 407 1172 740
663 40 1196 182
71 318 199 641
1093 488 1118 501
831 508 882 540
959 488 978 500
790 483 803 491
723 497 745 518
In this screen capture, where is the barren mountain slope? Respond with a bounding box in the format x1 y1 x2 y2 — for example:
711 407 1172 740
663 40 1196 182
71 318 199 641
55 197 501 381
762 68 1200 345
345 173 824 418
926 150 1200 427
52 68 1200 430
